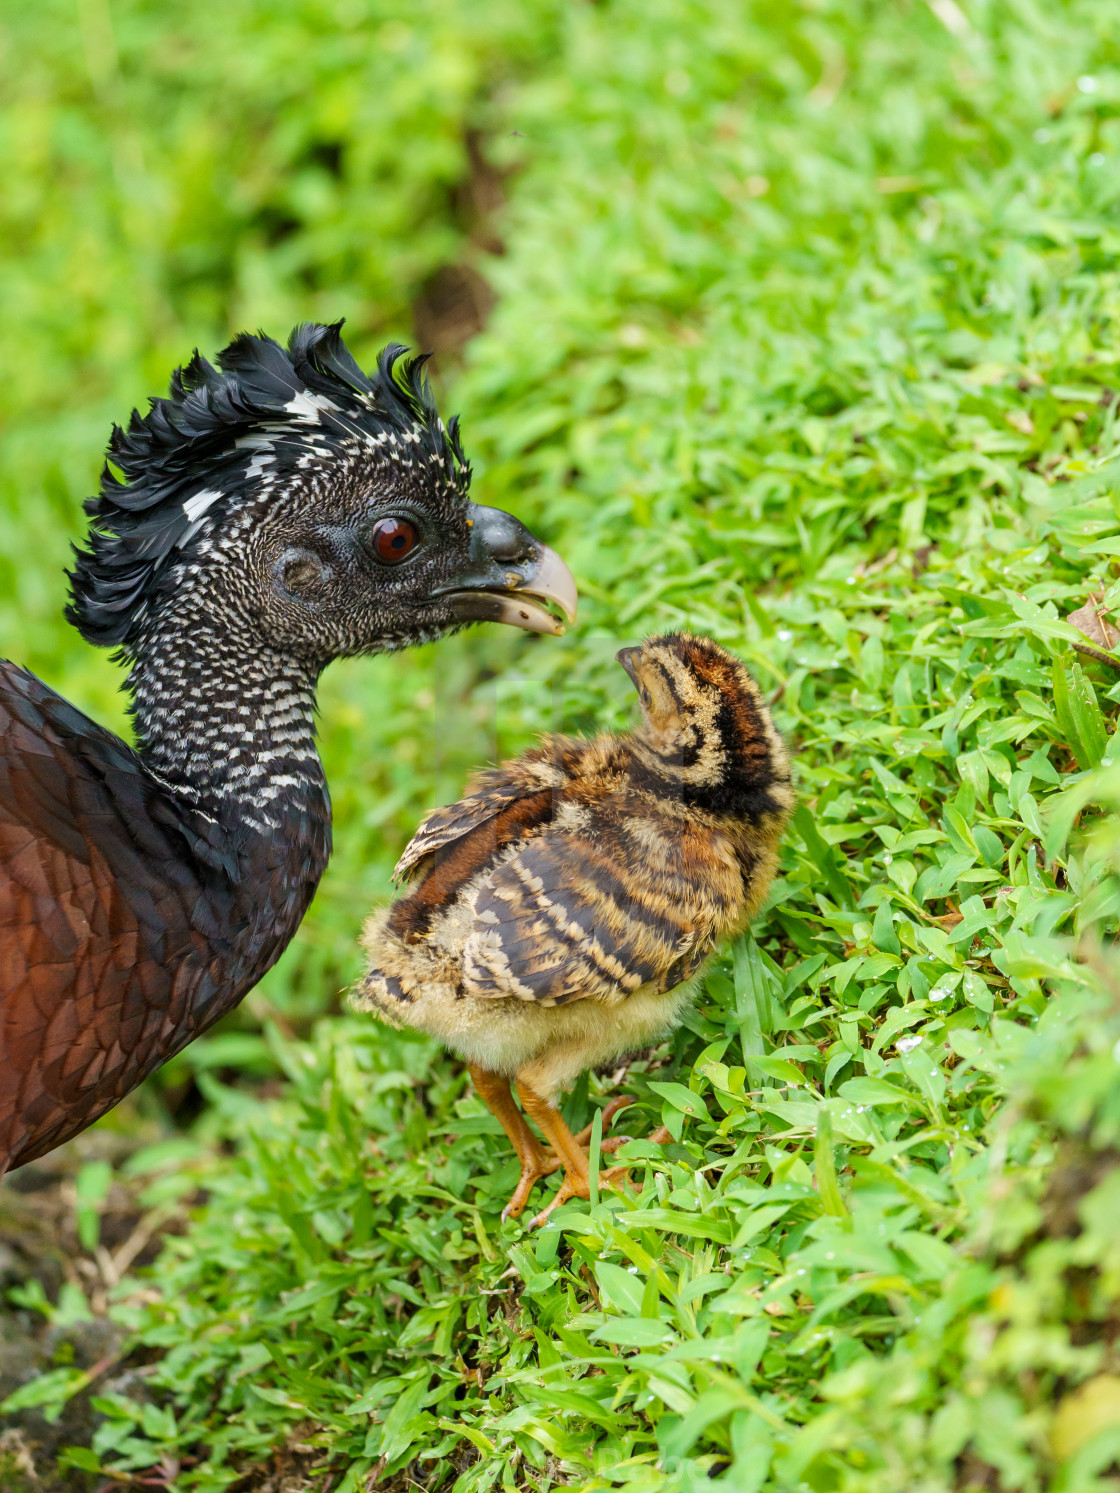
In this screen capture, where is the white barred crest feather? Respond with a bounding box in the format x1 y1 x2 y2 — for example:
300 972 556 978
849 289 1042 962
66 322 471 655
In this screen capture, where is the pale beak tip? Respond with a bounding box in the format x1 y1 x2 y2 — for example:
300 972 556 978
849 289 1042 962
519 543 578 629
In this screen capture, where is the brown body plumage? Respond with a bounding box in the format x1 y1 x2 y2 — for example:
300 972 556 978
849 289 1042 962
355 634 792 1223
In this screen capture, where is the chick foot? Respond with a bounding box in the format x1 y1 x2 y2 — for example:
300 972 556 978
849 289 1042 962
502 1155 551 1222
501 1138 633 1218
517 1079 676 1226
528 1161 636 1226
528 1114 682 1224
471 1068 675 1222
538 1098 636 1175
469 1067 637 1216
540 1123 681 1221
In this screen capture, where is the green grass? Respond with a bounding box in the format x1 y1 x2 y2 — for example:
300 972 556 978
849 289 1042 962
4 0 1120 1488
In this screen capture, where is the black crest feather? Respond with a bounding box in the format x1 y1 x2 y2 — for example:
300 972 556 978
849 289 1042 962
66 322 471 655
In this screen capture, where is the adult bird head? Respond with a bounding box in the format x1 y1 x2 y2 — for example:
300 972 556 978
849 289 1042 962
66 322 577 668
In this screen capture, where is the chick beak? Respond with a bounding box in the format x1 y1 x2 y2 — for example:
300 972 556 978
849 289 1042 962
437 504 578 636
616 646 642 690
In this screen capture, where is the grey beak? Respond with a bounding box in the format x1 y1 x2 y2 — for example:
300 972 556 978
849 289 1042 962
437 504 578 636
616 646 641 689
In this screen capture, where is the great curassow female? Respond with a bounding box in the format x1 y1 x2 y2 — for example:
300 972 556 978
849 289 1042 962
0 322 576 1174
356 634 792 1225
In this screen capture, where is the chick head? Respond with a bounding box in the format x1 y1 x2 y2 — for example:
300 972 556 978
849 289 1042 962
616 632 784 805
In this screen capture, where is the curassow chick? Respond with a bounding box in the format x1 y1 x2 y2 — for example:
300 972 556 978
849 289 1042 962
355 634 792 1224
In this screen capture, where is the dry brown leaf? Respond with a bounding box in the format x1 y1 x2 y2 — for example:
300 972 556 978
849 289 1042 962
853 547 898 579
1068 592 1119 651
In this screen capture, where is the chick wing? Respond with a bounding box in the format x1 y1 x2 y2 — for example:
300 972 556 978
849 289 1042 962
391 736 617 882
461 812 731 1007
392 774 537 881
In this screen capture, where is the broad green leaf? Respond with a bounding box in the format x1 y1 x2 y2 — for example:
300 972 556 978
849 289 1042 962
618 1209 733 1244
872 899 901 956
899 1044 947 1112
1 1368 88 1420
749 1055 805 1086
734 934 781 1052
590 1318 675 1347
1053 656 1108 770
374 1374 436 1465
791 805 854 908
647 1080 707 1116
813 1107 850 1222
838 1076 915 1108
595 1261 645 1316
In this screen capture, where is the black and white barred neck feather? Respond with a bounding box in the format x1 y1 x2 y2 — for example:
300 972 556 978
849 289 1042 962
67 322 470 657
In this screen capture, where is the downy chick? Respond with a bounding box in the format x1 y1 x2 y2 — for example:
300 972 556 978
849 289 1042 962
354 634 792 1224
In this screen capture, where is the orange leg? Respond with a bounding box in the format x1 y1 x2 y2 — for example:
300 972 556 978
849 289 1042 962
470 1070 669 1223
469 1065 553 1221
572 1096 634 1146
515 1079 646 1227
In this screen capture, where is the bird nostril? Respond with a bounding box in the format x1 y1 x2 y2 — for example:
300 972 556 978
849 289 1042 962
491 534 534 565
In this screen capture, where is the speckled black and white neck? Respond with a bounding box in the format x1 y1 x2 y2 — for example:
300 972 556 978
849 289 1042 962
129 625 325 836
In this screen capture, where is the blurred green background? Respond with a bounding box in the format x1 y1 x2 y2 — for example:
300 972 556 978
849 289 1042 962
5 3 1120 1487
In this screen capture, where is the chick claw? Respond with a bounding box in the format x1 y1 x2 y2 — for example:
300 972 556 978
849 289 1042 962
500 1101 636 1222
529 1163 634 1228
469 1067 676 1224
502 1160 550 1223
527 1125 677 1226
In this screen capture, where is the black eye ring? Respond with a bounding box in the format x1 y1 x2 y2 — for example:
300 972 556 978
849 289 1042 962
370 516 419 565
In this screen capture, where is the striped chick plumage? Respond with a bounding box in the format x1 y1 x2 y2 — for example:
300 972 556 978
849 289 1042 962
354 633 792 1223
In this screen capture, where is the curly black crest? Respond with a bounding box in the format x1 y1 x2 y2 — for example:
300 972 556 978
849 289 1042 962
66 322 471 654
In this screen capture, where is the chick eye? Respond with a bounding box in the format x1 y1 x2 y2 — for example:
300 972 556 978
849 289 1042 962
641 688 652 705
370 516 418 564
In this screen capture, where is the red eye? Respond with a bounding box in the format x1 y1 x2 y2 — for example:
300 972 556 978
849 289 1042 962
370 517 418 564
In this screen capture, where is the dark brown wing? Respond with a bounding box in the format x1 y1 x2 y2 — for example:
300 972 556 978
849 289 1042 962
0 662 237 1171
390 738 602 882
461 809 739 1007
391 737 615 883
392 773 541 882
384 735 645 948
385 790 558 942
